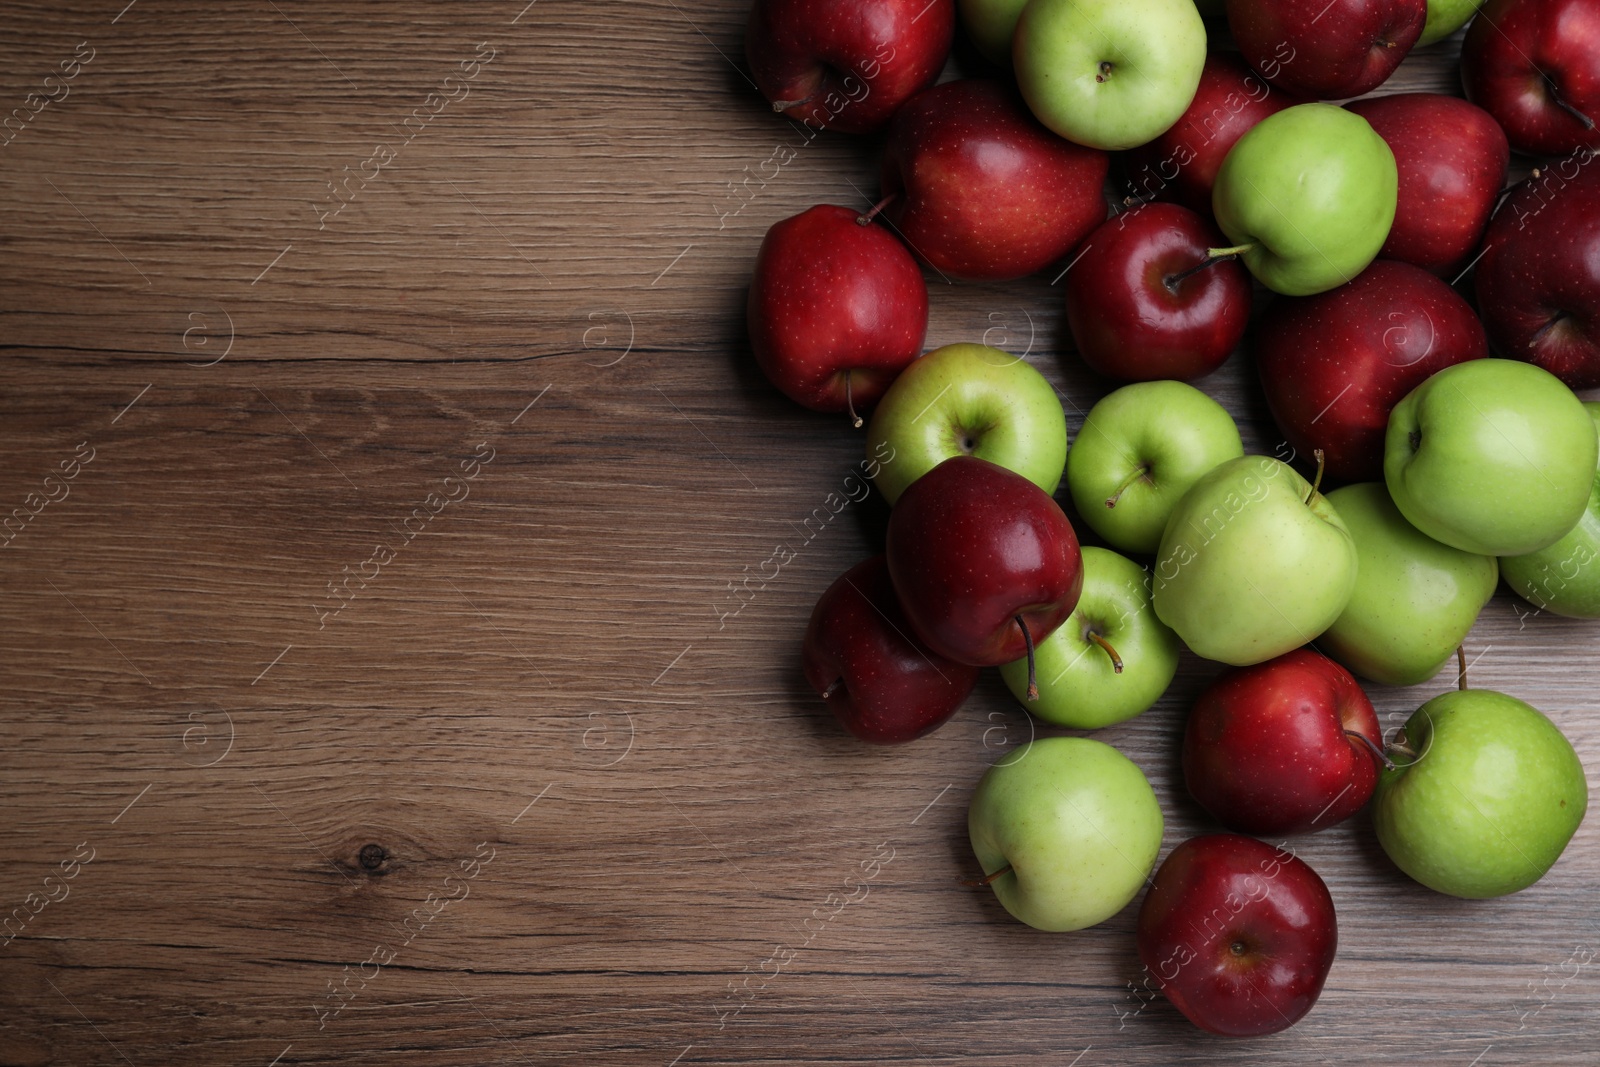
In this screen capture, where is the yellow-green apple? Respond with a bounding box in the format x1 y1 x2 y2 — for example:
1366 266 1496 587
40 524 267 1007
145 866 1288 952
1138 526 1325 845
1501 402 1600 617
1419 0 1485 42
1228 0 1426 99
958 0 1029 64
1461 0 1600 156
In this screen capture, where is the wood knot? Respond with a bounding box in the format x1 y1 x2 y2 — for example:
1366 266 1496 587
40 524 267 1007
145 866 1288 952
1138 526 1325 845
358 843 389 873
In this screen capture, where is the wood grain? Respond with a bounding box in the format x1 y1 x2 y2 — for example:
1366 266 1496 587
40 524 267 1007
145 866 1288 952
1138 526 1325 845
1 2 1596 1065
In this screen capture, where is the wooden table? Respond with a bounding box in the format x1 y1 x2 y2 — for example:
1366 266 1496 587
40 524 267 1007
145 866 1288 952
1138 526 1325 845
2 2 1596 1063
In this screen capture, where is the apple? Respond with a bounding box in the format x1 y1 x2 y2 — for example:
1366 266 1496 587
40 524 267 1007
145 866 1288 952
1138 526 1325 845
1384 358 1598 556
879 79 1110 281
1211 104 1397 296
1124 53 1299 213
1319 483 1498 687
1228 0 1426 100
1012 0 1207 151
1065 380 1244 555
1184 649 1383 836
958 0 1030 64
1501 402 1600 618
1000 547 1180 728
1374 689 1588 897
1255 259 1489 485
969 737 1163 931
1153 455 1358 666
1462 0 1600 157
1475 163 1600 390
1062 203 1251 381
1137 834 1338 1036
745 0 954 135
747 205 928 421
886 456 1084 678
802 555 981 743
865 343 1068 505
1344 93 1510 278
1420 0 1487 40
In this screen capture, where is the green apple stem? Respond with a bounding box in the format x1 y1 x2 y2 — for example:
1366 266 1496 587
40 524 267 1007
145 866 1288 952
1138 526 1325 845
1205 243 1255 260
1344 728 1396 772
1087 630 1124 674
1387 727 1419 765
857 194 896 226
1303 449 1326 504
1104 464 1150 508
845 371 863 429
963 863 1013 887
1457 644 1468 691
1016 615 1039 701
1163 252 1238 292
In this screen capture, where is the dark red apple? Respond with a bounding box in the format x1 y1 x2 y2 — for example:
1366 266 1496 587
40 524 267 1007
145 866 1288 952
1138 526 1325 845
1227 0 1426 100
1255 260 1488 484
878 79 1109 281
1462 0 1600 157
802 555 979 743
1183 649 1384 836
747 204 928 419
1063 203 1251 382
1124 53 1299 213
1475 159 1600 388
1137 834 1338 1037
1345 93 1510 277
745 0 954 135
885 456 1083 680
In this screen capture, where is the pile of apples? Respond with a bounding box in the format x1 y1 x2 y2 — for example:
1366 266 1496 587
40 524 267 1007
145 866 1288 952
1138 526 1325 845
743 0 1598 1039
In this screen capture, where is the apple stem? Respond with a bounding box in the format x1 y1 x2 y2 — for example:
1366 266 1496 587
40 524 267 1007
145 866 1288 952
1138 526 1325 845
1016 615 1039 701
1457 644 1468 691
1205 243 1255 259
771 98 803 114
962 863 1013 888
1087 630 1124 674
1104 464 1150 508
1387 727 1419 765
845 371 863 429
857 193 896 226
821 678 843 699
1550 90 1597 131
1303 449 1326 504
1345 728 1396 772
1163 253 1235 293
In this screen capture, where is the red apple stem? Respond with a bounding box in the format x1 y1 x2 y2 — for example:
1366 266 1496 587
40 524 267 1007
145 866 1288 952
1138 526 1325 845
1457 644 1468 691
1087 630 1124 674
1303 449 1326 504
1104 464 1150 508
1551 91 1597 131
771 98 804 114
857 193 896 226
962 863 1013 888
820 678 843 699
845 371 863 429
1344 728 1396 772
1016 615 1039 701
1162 253 1236 292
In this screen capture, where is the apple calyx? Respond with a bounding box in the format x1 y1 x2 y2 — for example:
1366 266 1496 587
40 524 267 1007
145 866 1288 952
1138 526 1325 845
963 862 1013 888
1016 614 1039 701
1344 728 1396 772
1303 449 1326 505
845 371 864 429
1086 627 1124 674
1095 60 1114 84
1105 464 1151 508
857 194 897 226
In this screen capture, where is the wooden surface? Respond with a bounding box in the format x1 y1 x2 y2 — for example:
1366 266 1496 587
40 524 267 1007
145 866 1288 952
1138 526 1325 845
1 2 1596 1064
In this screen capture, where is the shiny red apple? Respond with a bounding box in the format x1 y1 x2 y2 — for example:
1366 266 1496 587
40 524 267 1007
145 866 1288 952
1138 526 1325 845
747 204 928 419
885 456 1083 678
1228 0 1426 100
802 555 980 743
1345 93 1510 277
1255 260 1488 484
1137 834 1338 1037
1462 0 1600 157
878 79 1109 281
1063 203 1251 381
745 0 954 135
1183 648 1384 835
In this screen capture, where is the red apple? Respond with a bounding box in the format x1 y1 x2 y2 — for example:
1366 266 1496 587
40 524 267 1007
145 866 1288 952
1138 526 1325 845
802 555 980 743
1124 53 1299 213
1137 834 1338 1037
885 456 1083 678
1345 93 1510 277
1462 0 1600 157
745 0 954 135
1475 160 1600 388
878 79 1110 281
1255 260 1488 484
1063 203 1251 381
1183 649 1384 836
747 204 928 419
1227 0 1426 100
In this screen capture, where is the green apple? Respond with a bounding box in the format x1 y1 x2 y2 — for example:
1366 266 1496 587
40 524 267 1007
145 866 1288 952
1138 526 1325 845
1319 483 1498 687
959 0 1030 64
1501 402 1600 618
1385 359 1597 557
968 736 1163 931
1000 547 1179 727
1211 103 1397 296
1012 0 1206 151
1374 689 1587 898
1152 455 1357 666
1065 381 1244 555
865 343 1067 505
1419 0 1484 45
